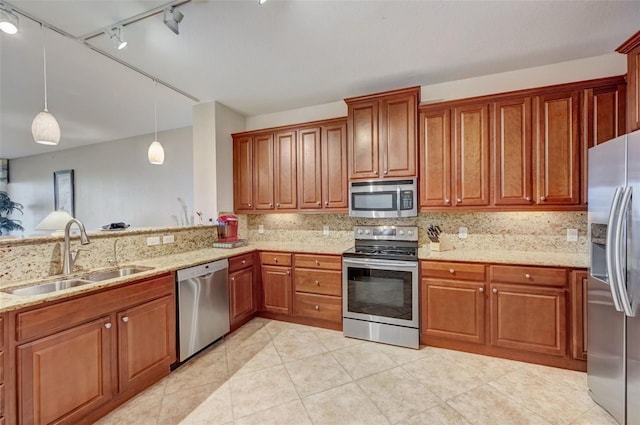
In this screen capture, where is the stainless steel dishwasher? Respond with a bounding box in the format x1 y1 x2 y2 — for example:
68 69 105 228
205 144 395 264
176 259 229 362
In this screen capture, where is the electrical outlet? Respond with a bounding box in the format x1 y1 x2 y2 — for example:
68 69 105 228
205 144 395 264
567 228 578 242
458 227 468 239
258 224 264 234
162 235 175 244
323 225 329 236
147 236 160 246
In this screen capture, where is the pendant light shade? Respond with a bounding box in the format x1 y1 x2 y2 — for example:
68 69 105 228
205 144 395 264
148 140 165 164
148 80 164 165
32 25 60 145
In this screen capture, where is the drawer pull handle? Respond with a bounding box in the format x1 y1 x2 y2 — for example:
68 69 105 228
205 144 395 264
449 268 455 274
315 280 320 285
315 260 320 265
274 258 278 262
122 316 129 323
493 288 498 294
479 287 484 292
314 305 320 310
104 323 112 329
525 273 531 279
241 260 246 264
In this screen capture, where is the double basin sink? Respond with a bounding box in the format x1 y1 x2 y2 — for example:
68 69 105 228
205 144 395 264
3 266 153 296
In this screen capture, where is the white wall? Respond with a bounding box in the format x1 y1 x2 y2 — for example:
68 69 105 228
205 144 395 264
193 102 217 223
8 127 193 235
215 102 245 213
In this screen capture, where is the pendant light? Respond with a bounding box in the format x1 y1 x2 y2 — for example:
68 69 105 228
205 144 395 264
147 80 165 165
32 24 61 145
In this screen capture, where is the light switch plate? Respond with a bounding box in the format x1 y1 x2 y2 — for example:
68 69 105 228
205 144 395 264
323 225 329 236
162 235 175 244
567 228 578 242
147 236 160 246
258 224 264 234
458 227 468 239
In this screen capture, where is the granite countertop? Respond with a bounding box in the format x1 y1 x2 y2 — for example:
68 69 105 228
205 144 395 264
0 240 586 314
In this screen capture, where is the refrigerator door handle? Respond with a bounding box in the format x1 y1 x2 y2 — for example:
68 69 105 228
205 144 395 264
614 186 634 317
607 186 625 312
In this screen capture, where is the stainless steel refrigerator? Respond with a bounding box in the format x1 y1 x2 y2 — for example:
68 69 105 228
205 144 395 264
588 130 640 425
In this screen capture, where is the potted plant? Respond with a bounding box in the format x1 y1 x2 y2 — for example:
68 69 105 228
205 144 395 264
0 191 24 235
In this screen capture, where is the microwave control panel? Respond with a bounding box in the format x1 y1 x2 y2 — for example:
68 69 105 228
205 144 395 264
400 190 414 210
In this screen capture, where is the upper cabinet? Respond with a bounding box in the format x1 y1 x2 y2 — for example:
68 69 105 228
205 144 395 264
617 30 640 133
346 86 419 180
233 118 348 214
454 103 490 207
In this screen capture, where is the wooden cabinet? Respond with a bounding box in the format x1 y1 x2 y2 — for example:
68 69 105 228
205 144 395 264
0 314 6 424
454 103 490 206
534 91 580 206
233 118 347 214
419 108 452 208
489 265 567 357
260 252 292 315
493 97 533 206
571 270 588 361
297 120 348 211
421 261 486 344
293 254 342 324
229 253 257 329
12 273 176 425
346 86 419 180
616 30 640 132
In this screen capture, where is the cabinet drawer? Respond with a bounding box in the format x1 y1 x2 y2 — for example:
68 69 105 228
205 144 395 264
490 265 566 286
294 293 342 323
294 254 342 270
15 273 174 342
229 253 255 272
295 269 342 296
260 252 292 266
421 261 485 281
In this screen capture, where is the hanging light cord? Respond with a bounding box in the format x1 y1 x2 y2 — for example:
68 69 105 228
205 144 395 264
153 79 158 140
41 24 49 112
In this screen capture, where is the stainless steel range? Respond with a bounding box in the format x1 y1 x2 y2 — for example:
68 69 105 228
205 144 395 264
342 225 419 349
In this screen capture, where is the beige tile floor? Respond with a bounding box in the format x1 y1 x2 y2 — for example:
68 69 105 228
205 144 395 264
96 318 618 425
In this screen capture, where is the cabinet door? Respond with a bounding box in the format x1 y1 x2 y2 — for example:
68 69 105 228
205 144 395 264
233 136 254 211
348 100 379 179
322 121 348 209
454 103 490 206
582 83 626 205
419 108 452 208
274 130 297 210
571 270 588 361
253 133 275 210
117 296 175 392
490 283 566 356
17 317 112 425
262 265 292 315
298 127 322 209
230 267 256 327
493 97 533 206
421 279 485 344
380 92 418 178
535 92 580 205
627 44 640 132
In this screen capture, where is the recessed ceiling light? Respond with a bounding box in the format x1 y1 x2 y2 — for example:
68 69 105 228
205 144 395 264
0 6 18 34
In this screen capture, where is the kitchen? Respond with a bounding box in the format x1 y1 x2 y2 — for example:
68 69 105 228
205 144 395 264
1 1 640 424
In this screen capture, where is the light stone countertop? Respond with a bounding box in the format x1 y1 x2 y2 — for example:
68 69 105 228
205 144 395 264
0 240 587 314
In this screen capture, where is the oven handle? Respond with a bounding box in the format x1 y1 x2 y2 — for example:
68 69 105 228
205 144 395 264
343 257 418 269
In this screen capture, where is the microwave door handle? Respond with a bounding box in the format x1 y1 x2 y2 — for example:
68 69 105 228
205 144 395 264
397 186 401 215
614 186 633 316
607 187 624 312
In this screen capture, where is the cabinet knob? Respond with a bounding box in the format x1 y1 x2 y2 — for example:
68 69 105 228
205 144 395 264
274 257 278 262
383 170 388 174
525 273 531 279
286 270 290 275
324 201 329 206
540 196 547 201
270 203 273 207
525 196 532 201
317 201 321 206
315 280 320 285
104 323 112 329
315 260 320 265
456 198 462 203
479 287 484 292
374 170 378 175
449 268 455 274
314 305 320 310
248 203 252 207
445 199 451 205
122 316 129 323
276 203 280 207
493 288 498 294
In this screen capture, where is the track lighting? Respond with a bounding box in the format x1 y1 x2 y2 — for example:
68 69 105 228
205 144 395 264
0 5 18 34
163 6 184 35
258 0 269 4
106 26 127 50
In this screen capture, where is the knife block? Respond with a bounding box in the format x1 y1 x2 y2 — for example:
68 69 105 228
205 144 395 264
430 237 453 252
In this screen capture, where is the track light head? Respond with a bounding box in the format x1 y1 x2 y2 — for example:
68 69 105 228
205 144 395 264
106 26 127 50
163 7 184 35
0 5 18 34
258 0 268 4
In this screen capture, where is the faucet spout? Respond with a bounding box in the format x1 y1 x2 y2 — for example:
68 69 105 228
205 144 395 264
63 218 90 275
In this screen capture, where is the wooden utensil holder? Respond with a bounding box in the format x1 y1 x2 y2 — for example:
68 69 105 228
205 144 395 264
430 237 453 252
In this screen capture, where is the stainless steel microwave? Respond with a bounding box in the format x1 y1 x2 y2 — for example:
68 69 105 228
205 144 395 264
349 178 417 218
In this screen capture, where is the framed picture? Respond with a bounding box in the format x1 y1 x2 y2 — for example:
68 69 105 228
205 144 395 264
54 169 74 216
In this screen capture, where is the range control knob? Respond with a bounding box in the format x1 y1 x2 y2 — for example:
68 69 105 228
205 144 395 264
365 229 371 235
408 230 414 236
399 230 405 235
357 229 363 235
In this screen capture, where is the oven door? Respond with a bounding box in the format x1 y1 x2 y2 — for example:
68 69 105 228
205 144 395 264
342 257 419 328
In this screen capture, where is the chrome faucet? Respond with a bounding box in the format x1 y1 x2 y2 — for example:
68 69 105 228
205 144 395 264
63 218 90 275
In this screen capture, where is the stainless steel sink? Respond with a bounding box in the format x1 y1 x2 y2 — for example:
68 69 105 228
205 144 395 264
4 279 94 296
83 266 154 282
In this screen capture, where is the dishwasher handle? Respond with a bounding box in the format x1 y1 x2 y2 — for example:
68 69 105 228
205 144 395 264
177 259 229 281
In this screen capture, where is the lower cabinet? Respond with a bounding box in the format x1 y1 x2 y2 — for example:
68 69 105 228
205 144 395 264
571 270 588 360
293 254 342 324
0 313 6 424
11 273 176 425
229 253 257 329
260 252 292 315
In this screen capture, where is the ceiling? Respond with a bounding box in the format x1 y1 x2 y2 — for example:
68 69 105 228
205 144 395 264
1 0 639 159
